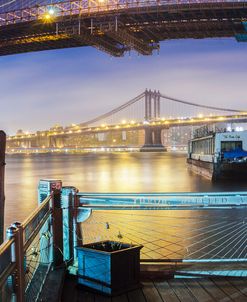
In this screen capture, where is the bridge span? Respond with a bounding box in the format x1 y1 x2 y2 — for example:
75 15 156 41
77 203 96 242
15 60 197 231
0 0 246 56
7 89 247 152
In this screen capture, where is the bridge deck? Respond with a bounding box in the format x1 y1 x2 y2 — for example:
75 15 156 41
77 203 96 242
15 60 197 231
0 1 247 57
61 275 247 302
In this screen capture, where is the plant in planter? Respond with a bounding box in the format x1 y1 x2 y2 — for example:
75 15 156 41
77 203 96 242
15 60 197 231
76 240 143 295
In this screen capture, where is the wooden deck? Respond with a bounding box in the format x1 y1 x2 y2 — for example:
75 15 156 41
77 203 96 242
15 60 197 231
61 276 247 302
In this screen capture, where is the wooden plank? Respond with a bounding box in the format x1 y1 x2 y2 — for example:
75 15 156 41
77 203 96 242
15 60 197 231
183 279 216 302
61 276 78 302
128 288 146 302
211 278 247 302
94 293 112 302
197 278 231 302
227 278 247 297
0 131 6 244
76 289 95 302
154 280 180 302
168 279 197 302
112 293 128 302
142 281 163 302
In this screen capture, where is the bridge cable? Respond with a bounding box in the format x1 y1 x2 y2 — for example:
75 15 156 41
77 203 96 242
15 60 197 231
81 92 145 126
160 93 245 113
0 0 16 8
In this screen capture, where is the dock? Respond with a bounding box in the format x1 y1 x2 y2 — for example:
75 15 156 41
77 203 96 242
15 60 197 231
62 275 247 302
1 182 247 301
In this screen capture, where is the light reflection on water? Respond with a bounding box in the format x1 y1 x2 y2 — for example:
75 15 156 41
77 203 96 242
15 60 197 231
4 152 247 227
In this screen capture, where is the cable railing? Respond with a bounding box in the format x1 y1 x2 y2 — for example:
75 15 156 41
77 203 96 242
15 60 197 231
1 187 247 301
77 192 247 277
0 0 246 26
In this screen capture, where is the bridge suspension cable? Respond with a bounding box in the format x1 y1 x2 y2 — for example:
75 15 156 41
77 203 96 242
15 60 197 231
0 0 15 8
160 93 244 113
81 92 145 126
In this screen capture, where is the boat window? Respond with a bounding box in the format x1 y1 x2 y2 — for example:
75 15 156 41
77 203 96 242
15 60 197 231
192 137 214 154
221 141 242 152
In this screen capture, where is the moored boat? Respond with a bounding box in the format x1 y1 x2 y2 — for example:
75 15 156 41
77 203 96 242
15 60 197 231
187 127 247 181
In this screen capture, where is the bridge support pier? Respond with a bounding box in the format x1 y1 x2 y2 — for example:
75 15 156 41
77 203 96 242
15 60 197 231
140 127 166 152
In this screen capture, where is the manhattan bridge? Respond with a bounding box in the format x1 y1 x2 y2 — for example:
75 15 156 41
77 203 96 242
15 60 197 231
7 89 247 151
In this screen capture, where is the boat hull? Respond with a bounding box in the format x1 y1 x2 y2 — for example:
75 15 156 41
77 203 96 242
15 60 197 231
187 158 247 181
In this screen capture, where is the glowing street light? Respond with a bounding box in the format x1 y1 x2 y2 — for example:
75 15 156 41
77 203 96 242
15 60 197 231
48 8 55 15
43 7 56 22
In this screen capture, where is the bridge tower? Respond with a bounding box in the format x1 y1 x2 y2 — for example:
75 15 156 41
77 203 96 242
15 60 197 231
144 89 161 121
141 90 166 152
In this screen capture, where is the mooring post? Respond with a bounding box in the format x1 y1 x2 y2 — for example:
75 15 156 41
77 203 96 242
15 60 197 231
0 131 6 244
52 188 64 268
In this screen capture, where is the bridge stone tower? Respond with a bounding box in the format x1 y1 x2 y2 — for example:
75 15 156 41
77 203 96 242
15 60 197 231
144 89 161 121
141 90 166 152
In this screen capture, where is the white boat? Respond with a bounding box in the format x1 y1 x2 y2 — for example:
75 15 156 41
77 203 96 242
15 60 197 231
187 128 247 181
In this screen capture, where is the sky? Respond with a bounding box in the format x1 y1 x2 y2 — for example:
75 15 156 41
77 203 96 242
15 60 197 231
1 37 247 135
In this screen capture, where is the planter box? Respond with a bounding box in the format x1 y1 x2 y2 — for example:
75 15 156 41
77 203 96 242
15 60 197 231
76 240 143 295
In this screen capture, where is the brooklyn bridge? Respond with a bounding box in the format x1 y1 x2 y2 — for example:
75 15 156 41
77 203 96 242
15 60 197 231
7 89 247 152
0 0 246 57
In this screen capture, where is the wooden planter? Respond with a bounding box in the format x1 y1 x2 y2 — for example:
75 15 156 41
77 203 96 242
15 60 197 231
76 240 143 295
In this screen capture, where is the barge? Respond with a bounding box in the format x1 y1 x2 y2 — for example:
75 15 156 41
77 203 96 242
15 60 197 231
187 128 247 181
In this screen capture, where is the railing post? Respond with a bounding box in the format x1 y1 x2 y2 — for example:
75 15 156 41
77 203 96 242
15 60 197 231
73 193 83 258
6 224 25 302
14 225 25 302
52 188 63 268
61 186 78 263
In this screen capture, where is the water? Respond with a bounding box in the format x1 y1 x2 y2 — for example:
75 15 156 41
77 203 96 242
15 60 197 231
4 152 247 227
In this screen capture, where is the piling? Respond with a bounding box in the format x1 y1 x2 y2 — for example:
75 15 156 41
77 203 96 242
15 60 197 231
0 131 6 244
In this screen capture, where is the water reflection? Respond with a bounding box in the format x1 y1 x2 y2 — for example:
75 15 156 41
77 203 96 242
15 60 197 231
4 152 247 227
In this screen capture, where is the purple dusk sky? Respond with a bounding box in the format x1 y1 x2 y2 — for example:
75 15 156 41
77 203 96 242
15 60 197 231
1 37 247 135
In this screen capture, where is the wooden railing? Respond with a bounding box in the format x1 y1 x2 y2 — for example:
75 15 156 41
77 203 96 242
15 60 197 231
0 195 53 302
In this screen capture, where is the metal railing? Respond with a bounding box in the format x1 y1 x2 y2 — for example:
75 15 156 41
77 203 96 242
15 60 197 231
1 188 247 301
77 192 247 277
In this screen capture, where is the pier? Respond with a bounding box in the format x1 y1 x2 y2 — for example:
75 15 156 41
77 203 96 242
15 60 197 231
1 183 247 301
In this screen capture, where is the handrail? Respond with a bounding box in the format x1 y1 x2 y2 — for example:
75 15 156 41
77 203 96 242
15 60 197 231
77 191 247 207
22 195 51 229
0 238 16 289
0 237 14 255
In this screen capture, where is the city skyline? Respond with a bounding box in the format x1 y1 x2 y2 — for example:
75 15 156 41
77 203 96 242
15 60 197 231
1 37 247 135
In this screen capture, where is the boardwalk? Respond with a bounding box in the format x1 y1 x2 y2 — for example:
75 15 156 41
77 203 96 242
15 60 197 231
62 276 247 302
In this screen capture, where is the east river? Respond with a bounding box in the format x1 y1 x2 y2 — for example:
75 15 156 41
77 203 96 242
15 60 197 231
4 152 247 260
4 152 247 228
